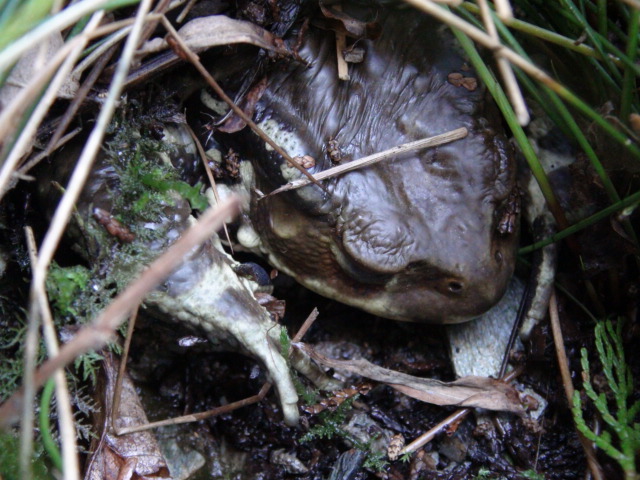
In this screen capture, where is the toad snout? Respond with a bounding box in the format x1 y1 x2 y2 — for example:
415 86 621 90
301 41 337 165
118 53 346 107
334 202 515 323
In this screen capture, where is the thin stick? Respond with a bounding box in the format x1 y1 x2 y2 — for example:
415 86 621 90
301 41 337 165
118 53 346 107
266 127 467 196
184 123 233 252
115 307 319 434
477 0 529 125
0 197 240 429
334 4 350 81
25 228 80 480
159 15 324 190
292 308 320 342
494 0 513 20
111 307 139 433
548 290 604 480
116 382 272 434
0 0 113 73
400 368 520 455
0 13 103 200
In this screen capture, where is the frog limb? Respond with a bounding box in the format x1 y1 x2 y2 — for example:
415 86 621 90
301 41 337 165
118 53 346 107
146 244 300 425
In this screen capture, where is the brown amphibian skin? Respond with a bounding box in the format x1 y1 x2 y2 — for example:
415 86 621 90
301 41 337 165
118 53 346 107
226 5 519 323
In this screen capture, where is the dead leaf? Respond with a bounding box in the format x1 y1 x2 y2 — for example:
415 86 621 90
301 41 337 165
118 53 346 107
317 2 381 39
297 343 525 414
86 351 171 480
0 33 79 110
140 15 291 57
218 76 268 133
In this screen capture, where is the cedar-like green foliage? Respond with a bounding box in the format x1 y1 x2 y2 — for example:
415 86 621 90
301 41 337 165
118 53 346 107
572 319 639 480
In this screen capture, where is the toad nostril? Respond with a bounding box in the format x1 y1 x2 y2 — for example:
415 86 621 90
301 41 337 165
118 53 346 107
448 281 463 293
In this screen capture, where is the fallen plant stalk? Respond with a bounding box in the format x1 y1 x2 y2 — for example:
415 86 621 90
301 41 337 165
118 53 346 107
266 127 468 195
0 197 241 429
25 228 80 480
113 307 320 435
160 15 323 189
549 290 604 480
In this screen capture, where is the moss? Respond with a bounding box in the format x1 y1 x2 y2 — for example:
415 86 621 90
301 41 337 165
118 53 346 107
46 264 90 318
0 432 50 480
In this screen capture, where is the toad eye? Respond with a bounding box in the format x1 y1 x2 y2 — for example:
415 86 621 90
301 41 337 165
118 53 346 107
447 280 464 294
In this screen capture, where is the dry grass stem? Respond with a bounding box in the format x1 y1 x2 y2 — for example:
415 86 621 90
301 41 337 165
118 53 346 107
44 45 116 155
402 0 574 94
0 197 241 429
19 246 42 477
176 0 199 23
17 129 82 181
30 0 153 325
477 0 529 125
494 0 513 20
0 0 112 73
111 307 139 433
267 127 468 195
115 307 318 435
333 4 350 81
184 123 233 250
0 13 104 201
159 15 325 190
549 290 604 480
25 227 80 480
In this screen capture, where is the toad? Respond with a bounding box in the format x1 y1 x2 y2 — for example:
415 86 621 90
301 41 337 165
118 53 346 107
218 4 519 323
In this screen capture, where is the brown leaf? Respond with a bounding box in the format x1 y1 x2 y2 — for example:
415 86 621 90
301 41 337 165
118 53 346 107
218 76 268 133
140 15 291 57
317 2 381 39
86 352 171 480
297 344 524 413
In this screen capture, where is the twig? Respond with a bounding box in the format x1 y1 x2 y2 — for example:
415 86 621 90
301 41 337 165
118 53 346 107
400 408 471 455
0 13 103 200
0 0 113 73
114 307 319 434
0 198 240 429
292 308 320 342
334 4 350 81
494 0 513 20
184 123 233 252
116 382 272 435
159 15 324 190
25 228 80 480
548 290 604 480
400 368 521 456
111 307 139 433
477 0 529 125
265 127 468 196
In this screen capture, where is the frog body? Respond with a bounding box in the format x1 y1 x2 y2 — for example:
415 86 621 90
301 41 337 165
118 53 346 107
221 5 519 323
